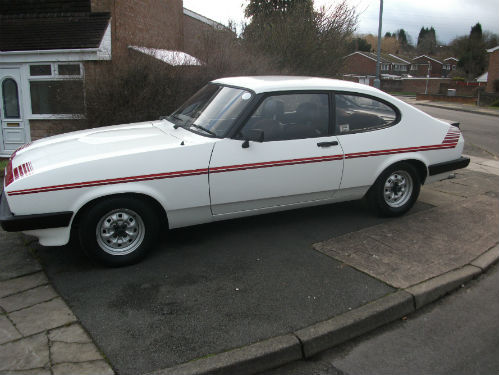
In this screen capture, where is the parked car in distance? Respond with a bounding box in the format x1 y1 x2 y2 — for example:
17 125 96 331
1 76 470 266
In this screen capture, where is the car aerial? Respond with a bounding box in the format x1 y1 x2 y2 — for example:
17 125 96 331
1 76 470 266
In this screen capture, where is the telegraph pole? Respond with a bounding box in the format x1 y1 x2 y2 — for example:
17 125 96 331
374 0 383 89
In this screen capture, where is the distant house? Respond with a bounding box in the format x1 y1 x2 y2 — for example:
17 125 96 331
0 0 216 157
442 57 458 77
486 46 499 93
342 51 410 77
410 55 443 78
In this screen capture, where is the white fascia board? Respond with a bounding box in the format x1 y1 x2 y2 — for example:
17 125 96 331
344 51 377 62
487 46 499 53
388 54 410 64
97 22 112 60
183 8 224 30
0 50 102 63
443 57 458 61
412 55 443 64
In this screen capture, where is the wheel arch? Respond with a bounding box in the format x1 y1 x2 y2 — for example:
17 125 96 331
71 192 169 231
372 155 429 187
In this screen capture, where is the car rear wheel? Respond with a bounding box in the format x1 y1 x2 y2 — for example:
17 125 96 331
368 162 421 217
79 197 160 266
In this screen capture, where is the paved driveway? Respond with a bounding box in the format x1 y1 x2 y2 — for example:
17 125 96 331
34 199 419 375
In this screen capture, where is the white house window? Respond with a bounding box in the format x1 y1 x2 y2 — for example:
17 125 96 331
410 64 417 71
381 64 390 70
28 63 84 116
29 65 52 76
394 65 400 71
401 65 407 71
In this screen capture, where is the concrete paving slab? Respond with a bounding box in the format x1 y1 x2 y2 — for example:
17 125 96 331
314 194 499 288
0 285 58 313
52 360 114 375
48 323 92 344
0 315 21 344
0 333 49 372
51 341 103 364
405 265 481 309
418 186 466 207
0 272 48 299
9 298 76 336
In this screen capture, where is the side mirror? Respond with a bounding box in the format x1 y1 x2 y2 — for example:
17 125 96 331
241 129 264 148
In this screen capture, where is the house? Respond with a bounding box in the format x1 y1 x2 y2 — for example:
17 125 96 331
486 46 499 93
0 0 214 157
342 51 410 77
410 55 443 77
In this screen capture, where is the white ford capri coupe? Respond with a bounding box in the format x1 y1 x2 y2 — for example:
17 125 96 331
1 76 469 266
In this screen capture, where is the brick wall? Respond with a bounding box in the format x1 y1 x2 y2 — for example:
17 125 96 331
29 120 89 141
91 0 183 61
183 13 215 56
342 53 377 75
487 49 499 93
381 78 451 94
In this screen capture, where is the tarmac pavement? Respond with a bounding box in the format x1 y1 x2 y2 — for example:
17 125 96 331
396 96 499 118
0 157 498 375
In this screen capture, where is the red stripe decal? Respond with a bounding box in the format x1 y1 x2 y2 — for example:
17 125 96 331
7 129 460 196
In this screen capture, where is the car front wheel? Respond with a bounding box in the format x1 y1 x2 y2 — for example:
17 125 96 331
78 197 160 266
368 162 421 217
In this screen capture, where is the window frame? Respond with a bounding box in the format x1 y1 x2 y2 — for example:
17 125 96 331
230 90 334 142
27 62 85 119
332 91 401 136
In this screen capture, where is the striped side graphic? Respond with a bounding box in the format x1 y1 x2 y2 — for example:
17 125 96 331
6 128 460 196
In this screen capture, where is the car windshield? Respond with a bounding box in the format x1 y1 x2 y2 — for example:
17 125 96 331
168 84 253 138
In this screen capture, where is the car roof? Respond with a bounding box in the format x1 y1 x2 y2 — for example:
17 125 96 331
212 76 384 95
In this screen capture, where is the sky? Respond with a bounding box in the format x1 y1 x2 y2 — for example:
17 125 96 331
183 0 499 44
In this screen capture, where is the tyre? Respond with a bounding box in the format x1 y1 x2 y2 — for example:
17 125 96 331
78 196 160 266
367 162 421 217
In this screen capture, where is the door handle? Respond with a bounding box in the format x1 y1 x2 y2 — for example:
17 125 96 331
317 141 338 147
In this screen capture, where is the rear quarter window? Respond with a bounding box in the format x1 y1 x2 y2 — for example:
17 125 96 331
335 93 399 135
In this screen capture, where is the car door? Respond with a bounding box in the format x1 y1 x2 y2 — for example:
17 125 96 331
209 92 344 216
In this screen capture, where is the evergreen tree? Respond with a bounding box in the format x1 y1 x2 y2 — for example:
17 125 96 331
457 23 487 79
417 26 437 54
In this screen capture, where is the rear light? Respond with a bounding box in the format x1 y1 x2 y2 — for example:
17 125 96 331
4 159 14 187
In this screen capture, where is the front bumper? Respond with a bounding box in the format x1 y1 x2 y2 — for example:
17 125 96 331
0 192 73 232
428 156 471 176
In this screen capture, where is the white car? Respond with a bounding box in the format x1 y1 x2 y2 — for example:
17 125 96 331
1 76 469 266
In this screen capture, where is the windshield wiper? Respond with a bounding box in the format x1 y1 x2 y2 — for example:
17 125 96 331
189 124 217 137
166 115 184 129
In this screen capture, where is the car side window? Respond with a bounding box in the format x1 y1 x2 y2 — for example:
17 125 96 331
239 93 329 142
335 94 397 135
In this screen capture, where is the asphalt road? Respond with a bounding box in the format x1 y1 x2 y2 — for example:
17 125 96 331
260 263 499 375
414 105 499 160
